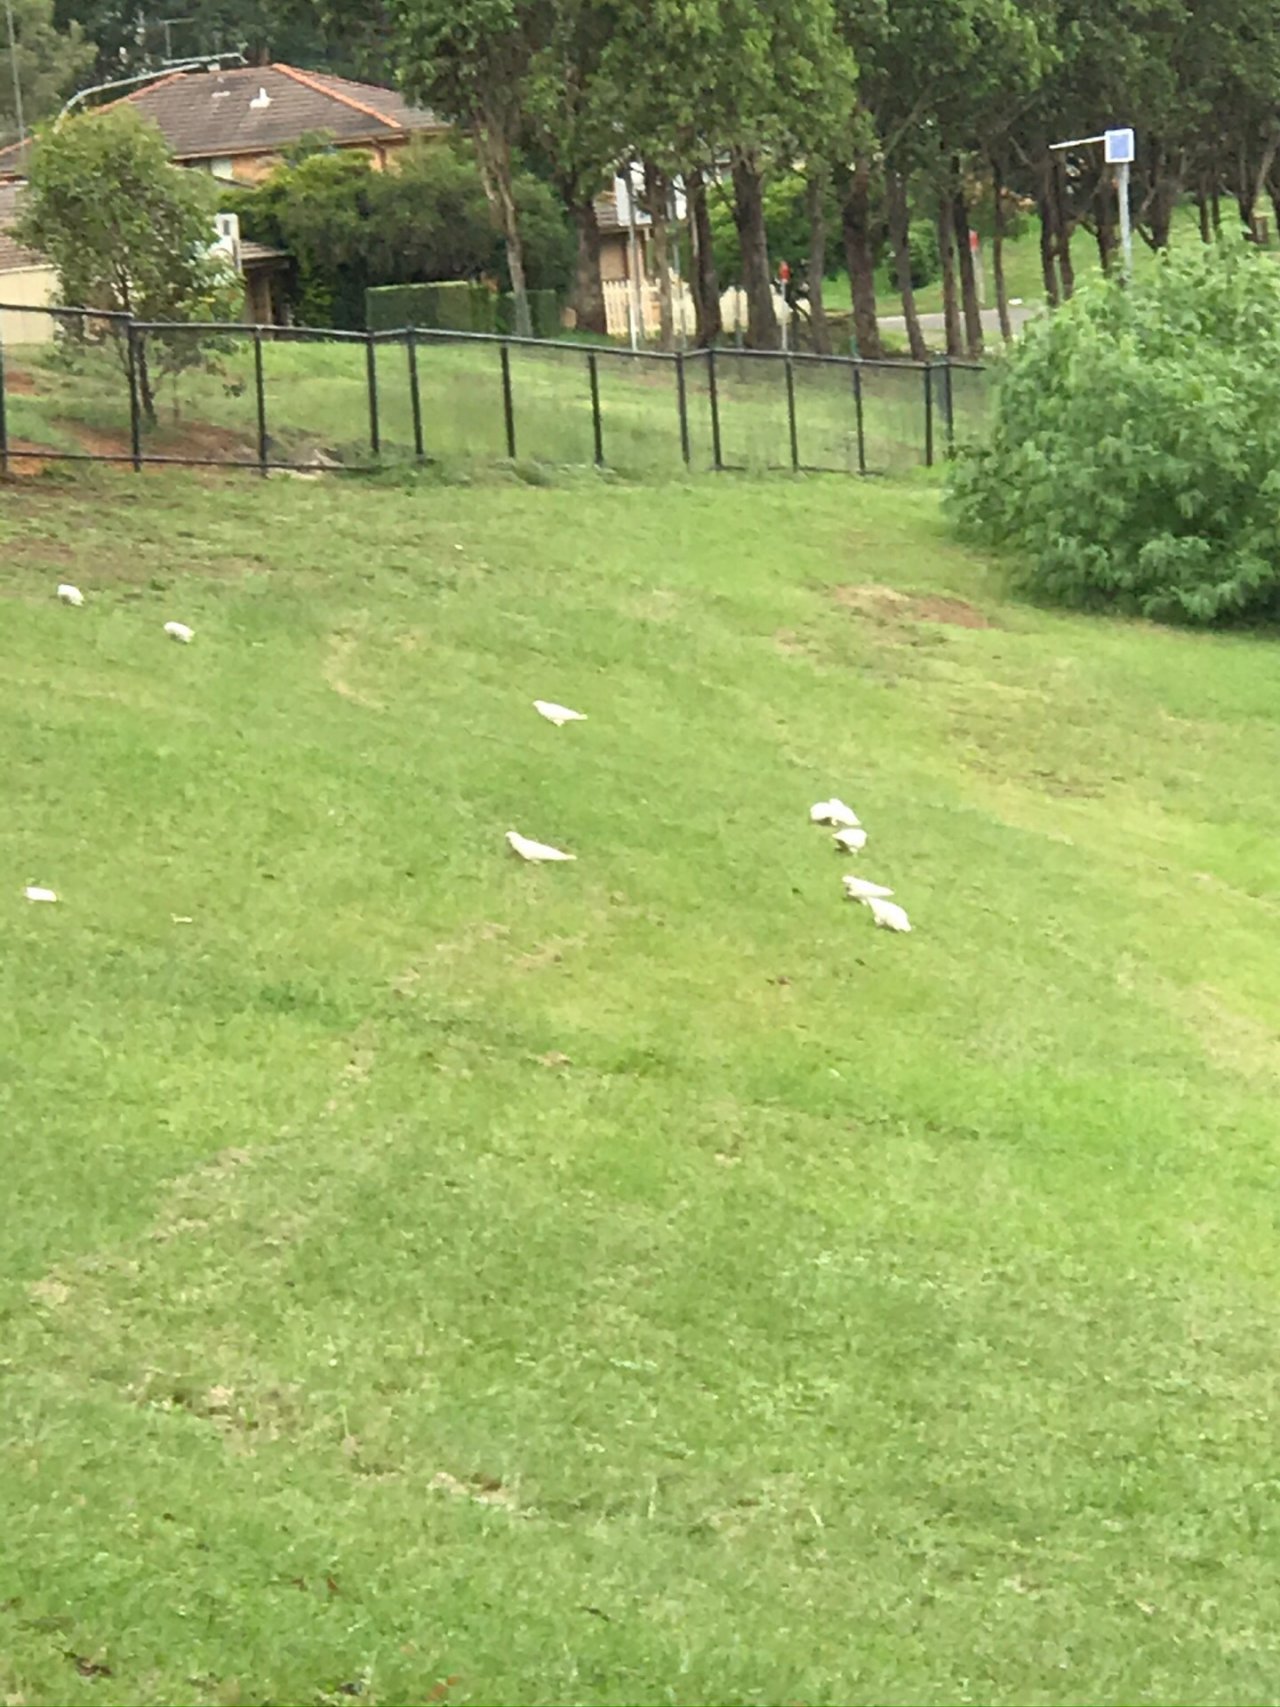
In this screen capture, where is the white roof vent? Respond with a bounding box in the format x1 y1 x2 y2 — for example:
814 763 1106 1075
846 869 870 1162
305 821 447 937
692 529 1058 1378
249 86 271 110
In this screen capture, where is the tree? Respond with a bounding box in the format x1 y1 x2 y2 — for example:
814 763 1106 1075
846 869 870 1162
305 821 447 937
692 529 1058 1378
225 136 573 327
17 107 239 420
391 0 546 336
53 0 350 81
951 245 1280 623
0 0 92 143
522 0 623 337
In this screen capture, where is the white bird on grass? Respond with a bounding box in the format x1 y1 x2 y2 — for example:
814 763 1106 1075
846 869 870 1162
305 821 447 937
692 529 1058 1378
842 874 894 901
23 886 57 903
833 825 868 852
862 895 912 933
506 830 576 863
533 699 587 727
810 798 859 828
56 583 84 607
163 621 194 644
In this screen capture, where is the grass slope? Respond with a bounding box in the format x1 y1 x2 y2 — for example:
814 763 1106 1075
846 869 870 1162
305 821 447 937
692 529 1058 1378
2 466 1280 1705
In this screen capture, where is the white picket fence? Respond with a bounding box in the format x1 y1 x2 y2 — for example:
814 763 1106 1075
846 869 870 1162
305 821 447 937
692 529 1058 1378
602 277 793 342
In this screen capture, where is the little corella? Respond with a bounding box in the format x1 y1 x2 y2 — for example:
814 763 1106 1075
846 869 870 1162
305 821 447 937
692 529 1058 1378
534 700 587 727
810 799 859 828
833 825 868 852
863 895 912 933
164 621 194 644
56 584 84 607
23 886 57 903
506 830 576 863
842 875 894 901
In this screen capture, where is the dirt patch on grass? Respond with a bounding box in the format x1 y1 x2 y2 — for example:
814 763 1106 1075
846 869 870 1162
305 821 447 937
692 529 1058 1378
833 583 995 629
322 632 385 711
3 440 56 477
1165 981 1280 1084
4 365 38 395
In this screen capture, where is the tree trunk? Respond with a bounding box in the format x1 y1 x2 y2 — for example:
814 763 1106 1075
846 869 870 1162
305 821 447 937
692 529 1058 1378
952 172 983 358
1037 154 1060 307
135 331 156 426
805 168 832 354
887 169 928 361
991 156 1012 342
1211 183 1222 235
730 148 779 350
474 120 530 337
1094 175 1118 273
687 167 722 347
1052 155 1075 298
570 196 606 335
1196 181 1211 244
937 192 963 357
645 161 675 350
841 157 883 358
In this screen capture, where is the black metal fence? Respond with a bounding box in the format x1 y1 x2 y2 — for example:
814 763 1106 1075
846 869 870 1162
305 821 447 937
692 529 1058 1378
0 303 987 481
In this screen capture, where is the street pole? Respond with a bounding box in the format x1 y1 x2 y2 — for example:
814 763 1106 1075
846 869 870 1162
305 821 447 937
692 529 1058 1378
3 0 25 149
1117 158 1133 281
1051 127 1135 283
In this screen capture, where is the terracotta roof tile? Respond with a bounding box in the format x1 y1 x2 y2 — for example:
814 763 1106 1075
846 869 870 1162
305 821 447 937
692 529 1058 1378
0 63 445 177
0 181 43 271
129 63 444 159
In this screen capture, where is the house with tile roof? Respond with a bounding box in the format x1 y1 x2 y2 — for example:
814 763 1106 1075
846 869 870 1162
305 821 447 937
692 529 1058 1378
0 62 448 185
0 181 58 344
0 63 449 331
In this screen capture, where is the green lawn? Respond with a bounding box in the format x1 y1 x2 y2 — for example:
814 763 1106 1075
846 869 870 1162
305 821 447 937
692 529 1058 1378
3 464 1280 1705
819 201 1216 334
3 333 975 484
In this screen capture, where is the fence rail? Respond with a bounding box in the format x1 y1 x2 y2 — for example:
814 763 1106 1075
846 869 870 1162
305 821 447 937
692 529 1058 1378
0 303 988 482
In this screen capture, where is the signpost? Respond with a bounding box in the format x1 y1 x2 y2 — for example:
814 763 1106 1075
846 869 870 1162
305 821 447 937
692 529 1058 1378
1050 126 1135 280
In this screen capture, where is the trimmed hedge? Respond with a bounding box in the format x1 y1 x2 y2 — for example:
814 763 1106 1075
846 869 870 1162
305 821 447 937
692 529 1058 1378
367 281 560 337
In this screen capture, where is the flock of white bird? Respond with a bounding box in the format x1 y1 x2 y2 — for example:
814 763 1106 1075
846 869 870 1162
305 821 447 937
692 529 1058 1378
509 704 912 936
24 584 195 904
808 799 912 932
29 595 912 937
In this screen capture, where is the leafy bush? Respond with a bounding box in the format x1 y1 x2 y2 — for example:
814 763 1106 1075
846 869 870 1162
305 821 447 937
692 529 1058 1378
367 281 560 336
949 244 1280 623
907 222 939 289
226 138 572 329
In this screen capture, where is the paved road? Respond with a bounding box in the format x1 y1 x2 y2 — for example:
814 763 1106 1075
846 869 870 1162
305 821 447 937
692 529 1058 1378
876 304 1040 340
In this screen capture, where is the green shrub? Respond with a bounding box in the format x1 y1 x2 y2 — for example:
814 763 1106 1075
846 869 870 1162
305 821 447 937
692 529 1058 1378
908 223 939 290
949 244 1280 623
494 288 561 337
366 280 498 333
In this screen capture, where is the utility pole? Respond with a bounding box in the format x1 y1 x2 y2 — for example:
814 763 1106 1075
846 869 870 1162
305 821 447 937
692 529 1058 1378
3 0 25 149
1050 127 1135 280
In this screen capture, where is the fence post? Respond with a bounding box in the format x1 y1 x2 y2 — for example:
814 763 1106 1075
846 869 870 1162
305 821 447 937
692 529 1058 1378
407 328 425 461
707 347 722 471
365 333 380 459
943 358 955 457
785 353 799 472
852 361 867 476
923 361 934 469
0 327 8 480
253 327 268 476
126 320 142 473
675 350 691 467
500 342 516 458
588 350 603 466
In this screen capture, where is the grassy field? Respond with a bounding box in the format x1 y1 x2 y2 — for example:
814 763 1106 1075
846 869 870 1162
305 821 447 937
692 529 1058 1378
4 462 1280 1705
1 332 981 483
